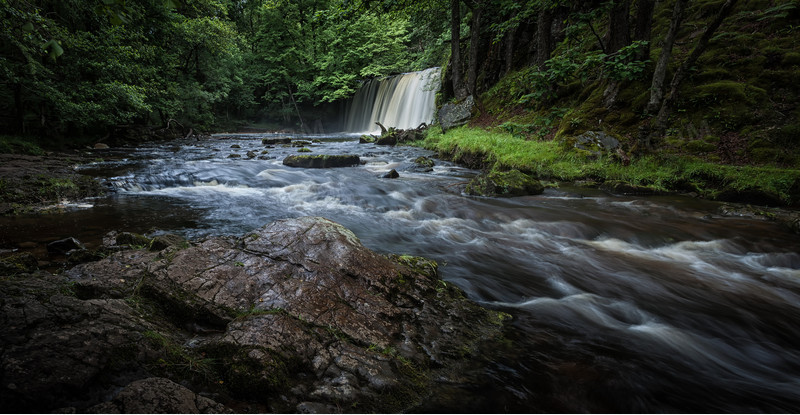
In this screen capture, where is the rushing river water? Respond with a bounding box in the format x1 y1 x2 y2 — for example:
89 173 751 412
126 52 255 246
2 134 800 412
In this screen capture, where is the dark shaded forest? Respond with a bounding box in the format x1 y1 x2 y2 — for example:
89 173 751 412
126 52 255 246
2 0 800 166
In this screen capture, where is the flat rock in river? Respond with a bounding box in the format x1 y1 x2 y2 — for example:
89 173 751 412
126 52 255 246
283 154 360 168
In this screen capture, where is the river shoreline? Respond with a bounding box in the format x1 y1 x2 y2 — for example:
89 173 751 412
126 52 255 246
2 134 800 412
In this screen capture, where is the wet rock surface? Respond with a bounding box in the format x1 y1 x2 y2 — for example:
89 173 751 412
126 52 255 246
87 377 232 414
1 217 509 413
466 170 545 197
283 154 360 168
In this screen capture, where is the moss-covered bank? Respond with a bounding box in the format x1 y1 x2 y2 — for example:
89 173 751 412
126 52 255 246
415 126 800 207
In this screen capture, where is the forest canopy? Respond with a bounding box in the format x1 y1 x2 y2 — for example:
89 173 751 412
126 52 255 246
0 0 443 140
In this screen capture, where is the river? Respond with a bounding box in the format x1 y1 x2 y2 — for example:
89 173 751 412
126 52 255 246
2 133 799 412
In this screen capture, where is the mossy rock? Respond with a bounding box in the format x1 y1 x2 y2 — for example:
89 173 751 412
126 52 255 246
0 252 38 275
693 80 766 104
465 170 544 197
149 233 188 252
599 180 665 196
413 156 435 169
115 232 151 247
282 154 360 168
359 134 376 144
685 139 717 153
297 147 312 153
768 123 800 146
782 52 800 66
713 187 785 207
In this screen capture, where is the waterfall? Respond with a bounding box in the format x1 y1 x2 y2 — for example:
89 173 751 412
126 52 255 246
344 67 440 134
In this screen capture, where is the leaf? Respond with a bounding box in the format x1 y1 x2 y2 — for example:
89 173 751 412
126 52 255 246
22 22 35 32
42 39 64 60
165 0 182 9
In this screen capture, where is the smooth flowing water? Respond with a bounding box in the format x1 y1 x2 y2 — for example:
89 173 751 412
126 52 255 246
343 68 440 134
2 134 799 412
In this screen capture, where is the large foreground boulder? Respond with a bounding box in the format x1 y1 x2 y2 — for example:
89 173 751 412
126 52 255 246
2 217 509 413
283 154 360 168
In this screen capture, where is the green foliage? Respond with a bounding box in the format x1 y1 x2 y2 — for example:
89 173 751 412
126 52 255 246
0 136 44 155
513 41 650 106
420 126 800 204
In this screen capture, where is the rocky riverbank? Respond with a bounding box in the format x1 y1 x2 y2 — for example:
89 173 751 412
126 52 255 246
0 152 105 215
0 216 510 413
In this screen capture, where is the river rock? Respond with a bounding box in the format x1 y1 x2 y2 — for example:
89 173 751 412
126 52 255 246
574 131 621 156
382 169 400 179
411 156 435 172
86 377 231 414
0 252 38 274
283 155 360 168
51 217 509 413
466 170 545 197
262 137 291 145
438 95 474 133
47 237 86 255
113 231 151 248
0 271 163 413
149 233 188 251
717 203 800 234
600 180 664 196
375 127 425 146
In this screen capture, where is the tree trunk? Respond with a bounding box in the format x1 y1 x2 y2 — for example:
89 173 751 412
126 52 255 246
450 0 463 97
633 0 656 61
504 17 516 75
14 83 24 134
466 1 484 95
645 0 740 149
607 0 632 53
645 0 687 115
535 7 554 69
287 83 305 131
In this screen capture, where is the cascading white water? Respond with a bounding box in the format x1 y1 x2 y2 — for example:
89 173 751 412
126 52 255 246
344 67 440 133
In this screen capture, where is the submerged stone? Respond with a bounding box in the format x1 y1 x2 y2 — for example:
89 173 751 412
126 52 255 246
46 237 85 255
382 169 400 178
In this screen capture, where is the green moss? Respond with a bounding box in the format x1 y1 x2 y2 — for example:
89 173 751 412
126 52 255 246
0 253 38 275
0 135 45 155
685 140 717 153
693 80 766 103
143 330 218 383
783 52 800 65
416 126 800 205
466 170 545 197
389 254 438 279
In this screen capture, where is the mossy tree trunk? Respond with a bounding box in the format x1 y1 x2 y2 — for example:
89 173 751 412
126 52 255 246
633 0 656 61
607 0 632 53
652 0 740 137
466 0 485 95
450 0 464 98
535 6 554 69
645 0 688 115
